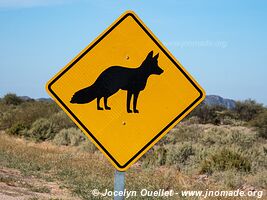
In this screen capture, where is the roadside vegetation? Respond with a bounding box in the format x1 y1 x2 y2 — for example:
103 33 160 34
0 93 266 199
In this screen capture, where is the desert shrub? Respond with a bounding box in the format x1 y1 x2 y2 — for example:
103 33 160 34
7 122 29 136
78 140 98 153
0 100 12 113
232 99 265 122
163 124 201 145
0 100 59 130
239 142 267 173
141 146 167 168
230 129 256 149
200 149 251 174
212 170 245 189
220 116 245 126
182 116 200 125
155 146 167 166
28 118 57 141
200 125 257 150
0 109 17 129
50 111 76 132
189 99 265 124
18 101 60 125
200 126 231 146
166 143 194 167
189 104 228 124
249 109 267 139
2 93 23 105
251 171 267 189
53 128 86 146
201 133 217 147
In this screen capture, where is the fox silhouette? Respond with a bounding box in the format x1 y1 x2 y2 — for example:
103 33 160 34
70 51 163 113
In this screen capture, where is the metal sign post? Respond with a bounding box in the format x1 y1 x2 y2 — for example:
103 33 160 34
114 170 125 200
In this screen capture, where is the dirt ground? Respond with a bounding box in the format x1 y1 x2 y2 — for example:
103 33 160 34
0 167 80 200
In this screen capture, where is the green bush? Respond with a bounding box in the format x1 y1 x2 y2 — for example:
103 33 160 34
53 128 86 146
141 146 167 168
200 149 251 174
28 118 57 141
163 124 201 145
50 111 76 132
233 99 265 122
18 101 60 125
166 143 194 167
189 104 228 124
2 93 23 105
7 122 28 136
0 100 59 130
199 125 257 149
200 126 231 146
188 99 266 125
0 109 17 130
155 146 167 166
249 109 267 139
220 116 245 126
78 140 98 153
230 129 256 149
182 116 200 125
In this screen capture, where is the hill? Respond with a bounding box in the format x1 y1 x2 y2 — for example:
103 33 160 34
204 95 236 109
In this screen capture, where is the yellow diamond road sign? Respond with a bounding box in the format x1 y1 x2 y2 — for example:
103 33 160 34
46 11 205 171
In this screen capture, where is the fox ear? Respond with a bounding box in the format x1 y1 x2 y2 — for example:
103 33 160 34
146 51 154 60
153 53 159 60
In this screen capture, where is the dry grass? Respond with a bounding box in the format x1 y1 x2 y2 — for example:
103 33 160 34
0 123 266 200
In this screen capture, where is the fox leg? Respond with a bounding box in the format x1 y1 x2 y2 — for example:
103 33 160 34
97 97 103 110
104 97 111 110
127 91 133 113
133 92 140 113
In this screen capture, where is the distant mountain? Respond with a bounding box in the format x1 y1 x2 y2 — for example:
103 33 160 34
20 96 34 101
204 95 236 109
18 96 52 102
36 98 53 102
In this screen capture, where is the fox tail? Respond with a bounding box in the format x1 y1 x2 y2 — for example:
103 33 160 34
70 84 97 104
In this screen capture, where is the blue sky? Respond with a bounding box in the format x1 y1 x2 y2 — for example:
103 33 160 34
0 0 266 104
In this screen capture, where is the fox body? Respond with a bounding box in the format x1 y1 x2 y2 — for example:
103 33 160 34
70 51 163 113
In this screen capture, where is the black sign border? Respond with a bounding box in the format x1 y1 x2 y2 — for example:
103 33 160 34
48 12 204 170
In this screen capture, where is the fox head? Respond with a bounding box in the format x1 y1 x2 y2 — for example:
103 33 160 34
141 51 164 75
